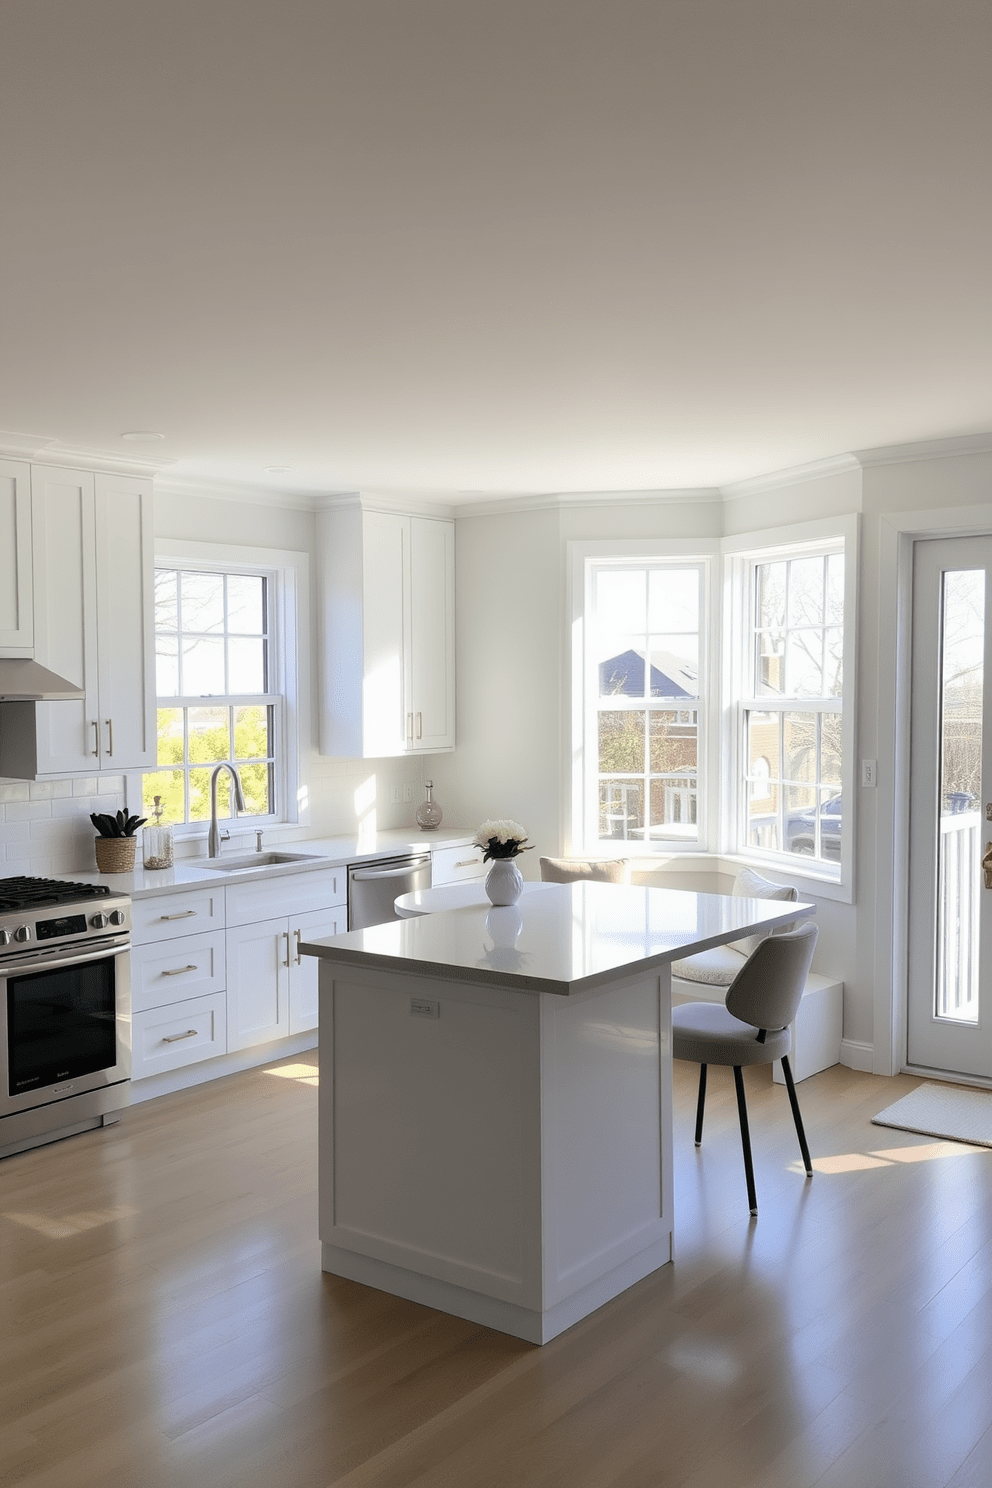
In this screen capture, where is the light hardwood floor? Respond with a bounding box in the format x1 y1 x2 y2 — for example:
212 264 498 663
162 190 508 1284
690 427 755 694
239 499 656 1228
3 1054 992 1488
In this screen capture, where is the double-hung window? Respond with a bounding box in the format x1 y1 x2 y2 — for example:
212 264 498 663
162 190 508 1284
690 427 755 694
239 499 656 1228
579 557 707 850
737 541 847 878
139 566 282 827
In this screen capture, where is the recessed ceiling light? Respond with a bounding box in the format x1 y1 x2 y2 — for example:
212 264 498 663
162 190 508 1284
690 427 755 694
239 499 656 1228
120 430 165 442
264 465 293 474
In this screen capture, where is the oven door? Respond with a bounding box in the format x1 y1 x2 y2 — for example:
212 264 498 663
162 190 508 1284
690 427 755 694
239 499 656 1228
0 937 131 1119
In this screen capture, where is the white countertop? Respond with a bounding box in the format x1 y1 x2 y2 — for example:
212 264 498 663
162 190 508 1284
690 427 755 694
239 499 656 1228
54 827 475 898
299 883 814 995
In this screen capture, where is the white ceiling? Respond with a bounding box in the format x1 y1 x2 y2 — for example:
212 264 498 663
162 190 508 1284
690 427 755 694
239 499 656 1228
2 1 990 503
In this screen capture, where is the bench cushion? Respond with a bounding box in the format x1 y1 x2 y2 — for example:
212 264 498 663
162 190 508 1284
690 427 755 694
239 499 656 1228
671 943 747 986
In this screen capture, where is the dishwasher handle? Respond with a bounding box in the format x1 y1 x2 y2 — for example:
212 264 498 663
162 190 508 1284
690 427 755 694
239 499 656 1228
350 857 431 883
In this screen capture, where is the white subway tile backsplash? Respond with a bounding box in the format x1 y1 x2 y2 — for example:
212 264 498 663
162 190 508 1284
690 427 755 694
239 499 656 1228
6 800 51 821
1 822 33 846
29 781 56 799
0 782 30 802
72 778 102 796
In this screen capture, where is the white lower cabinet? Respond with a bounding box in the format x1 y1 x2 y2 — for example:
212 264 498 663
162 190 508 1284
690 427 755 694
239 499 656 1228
225 902 347 1050
225 869 347 1052
131 994 227 1080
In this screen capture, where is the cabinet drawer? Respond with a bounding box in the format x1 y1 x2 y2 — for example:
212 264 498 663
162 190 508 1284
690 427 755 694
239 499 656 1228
131 993 227 1079
130 930 226 1013
431 843 485 886
226 867 346 927
132 889 225 945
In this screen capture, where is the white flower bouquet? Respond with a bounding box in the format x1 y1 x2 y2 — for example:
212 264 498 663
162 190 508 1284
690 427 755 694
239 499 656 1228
473 818 533 863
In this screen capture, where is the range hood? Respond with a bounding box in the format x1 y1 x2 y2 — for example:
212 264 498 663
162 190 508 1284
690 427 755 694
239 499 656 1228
0 659 85 701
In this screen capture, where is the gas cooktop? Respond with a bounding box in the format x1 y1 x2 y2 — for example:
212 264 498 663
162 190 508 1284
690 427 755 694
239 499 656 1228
0 877 113 913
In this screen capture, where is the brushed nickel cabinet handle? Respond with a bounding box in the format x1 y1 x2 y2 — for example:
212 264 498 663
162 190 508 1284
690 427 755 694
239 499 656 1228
91 721 100 757
416 711 422 739
105 718 113 755
160 910 197 921
294 928 302 965
162 964 197 976
282 930 291 968
162 1029 197 1043
455 858 478 869
406 712 414 739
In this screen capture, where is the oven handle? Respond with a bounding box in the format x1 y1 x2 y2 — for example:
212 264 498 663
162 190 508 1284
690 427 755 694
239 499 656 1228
3 936 130 973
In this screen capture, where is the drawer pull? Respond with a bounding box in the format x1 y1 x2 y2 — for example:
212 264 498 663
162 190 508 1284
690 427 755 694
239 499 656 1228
159 910 197 921
161 964 198 977
455 859 478 869
161 1029 198 1043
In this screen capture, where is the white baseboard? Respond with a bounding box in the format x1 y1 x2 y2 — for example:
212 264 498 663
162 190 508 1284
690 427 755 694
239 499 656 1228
840 1038 874 1072
128 1031 319 1105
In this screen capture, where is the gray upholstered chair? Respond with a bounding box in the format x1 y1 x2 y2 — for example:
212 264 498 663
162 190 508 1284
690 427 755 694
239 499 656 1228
539 856 630 884
672 921 818 1216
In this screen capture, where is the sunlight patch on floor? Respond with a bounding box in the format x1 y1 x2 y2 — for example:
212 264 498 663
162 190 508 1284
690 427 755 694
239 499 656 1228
791 1138 990 1174
262 1063 319 1086
4 1204 136 1239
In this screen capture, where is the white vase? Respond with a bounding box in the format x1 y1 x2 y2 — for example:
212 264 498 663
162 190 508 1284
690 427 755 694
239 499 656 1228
485 857 523 907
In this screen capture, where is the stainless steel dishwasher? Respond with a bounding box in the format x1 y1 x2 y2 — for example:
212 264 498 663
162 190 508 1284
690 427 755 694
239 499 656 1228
347 854 432 929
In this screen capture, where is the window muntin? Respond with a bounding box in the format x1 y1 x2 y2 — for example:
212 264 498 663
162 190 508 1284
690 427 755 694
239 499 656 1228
587 561 704 848
741 548 844 871
141 567 279 827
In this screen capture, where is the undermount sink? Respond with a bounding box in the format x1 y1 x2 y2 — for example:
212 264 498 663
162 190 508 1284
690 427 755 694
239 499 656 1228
200 852 328 873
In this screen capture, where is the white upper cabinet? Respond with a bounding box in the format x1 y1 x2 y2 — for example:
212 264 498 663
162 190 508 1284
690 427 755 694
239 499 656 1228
0 466 156 777
318 501 455 757
0 459 34 654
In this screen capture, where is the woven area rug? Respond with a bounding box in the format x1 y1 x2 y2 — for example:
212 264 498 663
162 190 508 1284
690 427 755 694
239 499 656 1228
872 1081 992 1148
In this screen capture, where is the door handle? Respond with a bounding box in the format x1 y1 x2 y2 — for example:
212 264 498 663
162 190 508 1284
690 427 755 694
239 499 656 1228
105 718 113 756
416 711 422 739
91 721 100 757
282 930 291 967
294 928 302 965
983 842 992 890
406 712 414 740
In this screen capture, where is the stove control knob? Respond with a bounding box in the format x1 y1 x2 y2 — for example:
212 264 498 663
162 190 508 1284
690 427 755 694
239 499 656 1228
0 929 11 946
14 925 31 942
90 912 109 929
109 909 126 926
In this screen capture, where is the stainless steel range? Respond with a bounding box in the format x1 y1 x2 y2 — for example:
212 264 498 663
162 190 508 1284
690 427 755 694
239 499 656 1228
0 876 131 1160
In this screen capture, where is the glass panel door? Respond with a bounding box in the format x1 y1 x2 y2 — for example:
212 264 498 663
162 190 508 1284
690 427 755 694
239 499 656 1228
908 539 992 1076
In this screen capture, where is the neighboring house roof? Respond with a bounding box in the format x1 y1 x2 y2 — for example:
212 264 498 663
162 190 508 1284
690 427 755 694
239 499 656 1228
599 648 698 699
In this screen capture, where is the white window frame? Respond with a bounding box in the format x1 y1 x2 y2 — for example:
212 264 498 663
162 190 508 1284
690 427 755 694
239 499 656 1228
568 539 720 857
126 539 310 844
722 515 859 900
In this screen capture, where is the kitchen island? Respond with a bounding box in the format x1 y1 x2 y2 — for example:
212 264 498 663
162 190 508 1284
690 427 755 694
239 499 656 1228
300 883 811 1344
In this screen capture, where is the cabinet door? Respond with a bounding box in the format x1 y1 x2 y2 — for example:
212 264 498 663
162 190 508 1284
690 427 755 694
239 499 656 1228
289 904 347 1034
361 510 408 756
226 916 291 1050
29 467 101 775
0 459 33 653
409 517 455 752
94 473 156 769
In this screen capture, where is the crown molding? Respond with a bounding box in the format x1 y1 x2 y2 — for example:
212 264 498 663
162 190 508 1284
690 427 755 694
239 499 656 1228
0 430 176 477
314 490 456 519
719 453 862 502
854 431 992 467
153 472 324 512
452 487 722 519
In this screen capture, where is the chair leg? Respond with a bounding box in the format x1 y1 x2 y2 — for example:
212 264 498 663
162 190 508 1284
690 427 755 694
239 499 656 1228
781 1054 813 1175
694 1064 707 1146
733 1066 758 1216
